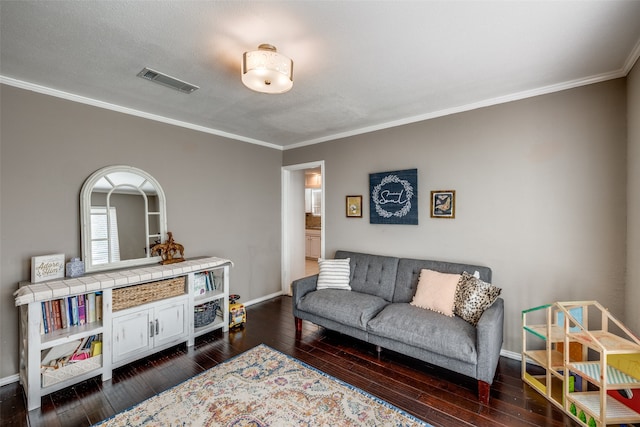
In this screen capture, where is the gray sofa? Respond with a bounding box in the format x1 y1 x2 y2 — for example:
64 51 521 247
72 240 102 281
292 250 504 404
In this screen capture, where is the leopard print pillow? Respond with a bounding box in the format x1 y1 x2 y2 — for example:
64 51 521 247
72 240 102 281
454 272 501 326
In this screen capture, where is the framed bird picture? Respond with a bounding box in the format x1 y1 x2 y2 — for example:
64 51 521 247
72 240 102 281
430 190 455 218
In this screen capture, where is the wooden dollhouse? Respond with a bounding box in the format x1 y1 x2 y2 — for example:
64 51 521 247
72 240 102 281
522 301 640 426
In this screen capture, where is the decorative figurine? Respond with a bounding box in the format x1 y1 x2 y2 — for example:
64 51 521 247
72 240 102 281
151 231 185 265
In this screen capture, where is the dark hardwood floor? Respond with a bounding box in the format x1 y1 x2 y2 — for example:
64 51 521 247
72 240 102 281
1 296 578 426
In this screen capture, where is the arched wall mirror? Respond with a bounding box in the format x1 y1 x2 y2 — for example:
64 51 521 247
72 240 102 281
80 165 167 273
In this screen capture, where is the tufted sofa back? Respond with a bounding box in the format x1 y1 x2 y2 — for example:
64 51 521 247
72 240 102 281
334 250 399 302
393 258 492 303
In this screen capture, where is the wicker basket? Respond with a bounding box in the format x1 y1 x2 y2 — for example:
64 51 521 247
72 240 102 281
112 277 186 311
194 301 220 328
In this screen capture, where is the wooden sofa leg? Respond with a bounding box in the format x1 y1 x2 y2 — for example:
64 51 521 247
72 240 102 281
295 317 302 333
478 380 490 404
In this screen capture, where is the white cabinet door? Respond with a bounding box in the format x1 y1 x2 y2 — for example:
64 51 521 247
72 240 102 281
112 310 151 364
306 230 321 259
309 235 321 259
305 234 312 257
311 236 320 258
154 300 187 348
112 299 187 364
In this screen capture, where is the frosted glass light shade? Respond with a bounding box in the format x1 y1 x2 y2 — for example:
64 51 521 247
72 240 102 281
242 44 293 94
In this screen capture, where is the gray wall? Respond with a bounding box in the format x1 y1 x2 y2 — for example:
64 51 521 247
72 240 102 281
628 60 640 336
0 84 282 378
284 79 629 354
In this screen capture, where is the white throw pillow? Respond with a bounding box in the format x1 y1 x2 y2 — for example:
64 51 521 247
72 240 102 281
316 258 351 290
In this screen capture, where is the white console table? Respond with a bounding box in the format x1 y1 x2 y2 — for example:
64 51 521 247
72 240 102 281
15 256 231 410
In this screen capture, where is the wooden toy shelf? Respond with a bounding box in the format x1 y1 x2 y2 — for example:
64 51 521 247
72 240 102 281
522 301 640 427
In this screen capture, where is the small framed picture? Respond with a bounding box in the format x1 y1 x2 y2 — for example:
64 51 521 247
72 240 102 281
431 190 455 219
346 195 363 217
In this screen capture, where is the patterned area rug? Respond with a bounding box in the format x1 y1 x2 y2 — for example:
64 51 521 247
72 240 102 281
95 344 431 426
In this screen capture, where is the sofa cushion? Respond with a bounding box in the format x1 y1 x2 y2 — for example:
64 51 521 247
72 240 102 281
394 258 492 303
298 289 389 330
335 251 399 301
316 258 351 290
410 269 460 316
367 303 477 364
454 272 502 326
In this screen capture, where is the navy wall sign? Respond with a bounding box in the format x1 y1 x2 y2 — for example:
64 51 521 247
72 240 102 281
369 168 418 225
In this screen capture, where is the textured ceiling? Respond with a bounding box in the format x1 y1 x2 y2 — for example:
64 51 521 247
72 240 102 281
1 1 639 149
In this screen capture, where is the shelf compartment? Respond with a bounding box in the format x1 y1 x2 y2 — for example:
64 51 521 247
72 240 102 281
194 300 220 328
568 391 640 425
524 349 565 370
41 354 102 388
524 324 565 342
523 373 564 407
569 331 640 354
194 289 225 304
568 362 640 389
40 321 103 349
193 314 224 337
193 270 223 298
112 276 186 311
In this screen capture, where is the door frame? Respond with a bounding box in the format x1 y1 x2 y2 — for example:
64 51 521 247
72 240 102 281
281 161 325 295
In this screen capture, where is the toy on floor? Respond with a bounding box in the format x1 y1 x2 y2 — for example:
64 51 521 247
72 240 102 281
229 294 246 329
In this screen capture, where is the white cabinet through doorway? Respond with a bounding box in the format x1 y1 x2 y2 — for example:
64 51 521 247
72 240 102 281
305 229 321 259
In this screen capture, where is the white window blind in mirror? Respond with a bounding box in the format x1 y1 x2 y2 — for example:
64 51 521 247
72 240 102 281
90 207 121 265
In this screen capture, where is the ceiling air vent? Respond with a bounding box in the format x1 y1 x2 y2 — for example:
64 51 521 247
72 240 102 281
136 67 199 94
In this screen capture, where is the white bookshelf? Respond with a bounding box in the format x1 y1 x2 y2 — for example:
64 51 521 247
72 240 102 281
16 256 231 410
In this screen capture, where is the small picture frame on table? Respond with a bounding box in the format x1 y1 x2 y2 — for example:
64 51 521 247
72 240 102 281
430 190 455 219
346 195 363 218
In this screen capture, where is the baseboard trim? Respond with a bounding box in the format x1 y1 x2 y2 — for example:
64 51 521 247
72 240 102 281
0 373 19 387
243 291 284 308
500 349 522 361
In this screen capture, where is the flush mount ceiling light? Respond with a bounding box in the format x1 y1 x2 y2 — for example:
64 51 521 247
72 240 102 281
241 44 293 94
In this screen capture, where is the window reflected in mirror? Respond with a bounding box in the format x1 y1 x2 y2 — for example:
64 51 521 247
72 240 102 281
81 165 167 273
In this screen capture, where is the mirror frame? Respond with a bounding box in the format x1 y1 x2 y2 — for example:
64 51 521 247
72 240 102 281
80 165 168 273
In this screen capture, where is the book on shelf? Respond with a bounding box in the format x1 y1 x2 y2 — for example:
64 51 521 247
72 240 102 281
44 301 53 332
66 296 74 327
95 292 103 321
90 340 102 357
211 271 221 290
87 293 96 323
71 295 79 326
77 294 86 325
60 298 69 329
194 273 207 296
41 302 49 334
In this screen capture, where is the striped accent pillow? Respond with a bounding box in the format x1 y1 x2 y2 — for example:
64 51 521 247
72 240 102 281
316 258 351 290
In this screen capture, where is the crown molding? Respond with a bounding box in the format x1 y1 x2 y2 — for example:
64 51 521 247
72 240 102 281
284 68 629 150
1 65 632 152
624 37 640 74
0 76 283 151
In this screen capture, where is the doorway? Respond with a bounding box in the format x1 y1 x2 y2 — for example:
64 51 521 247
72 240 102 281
281 161 325 295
